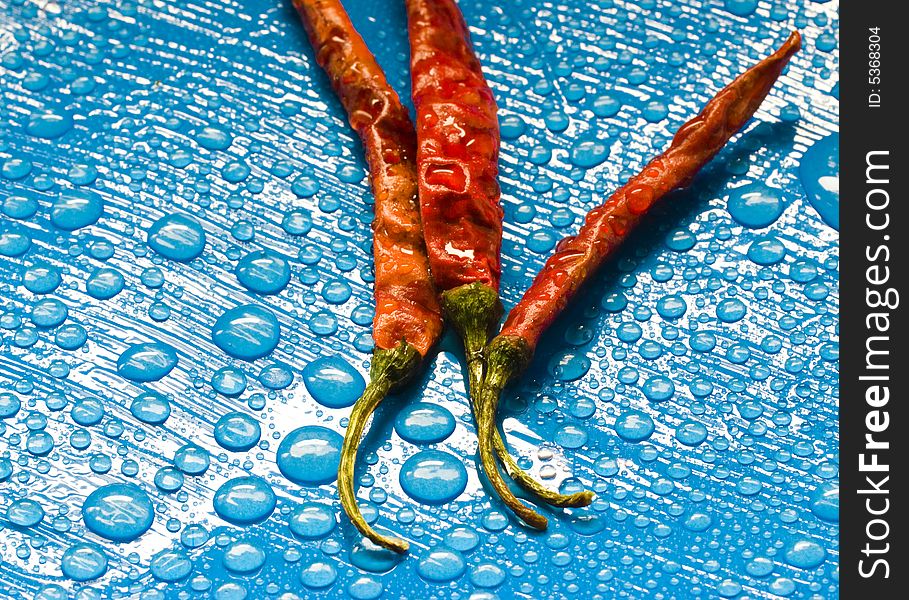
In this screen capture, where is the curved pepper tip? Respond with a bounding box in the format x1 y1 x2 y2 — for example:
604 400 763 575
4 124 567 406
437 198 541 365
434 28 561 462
782 30 802 56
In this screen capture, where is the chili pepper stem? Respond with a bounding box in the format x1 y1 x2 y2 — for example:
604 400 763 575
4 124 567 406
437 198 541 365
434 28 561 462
338 341 421 553
442 286 594 512
483 336 596 508
441 284 544 528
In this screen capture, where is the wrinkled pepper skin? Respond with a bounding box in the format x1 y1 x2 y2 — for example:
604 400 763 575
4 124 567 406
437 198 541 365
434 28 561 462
294 0 443 357
498 31 802 355
406 0 503 292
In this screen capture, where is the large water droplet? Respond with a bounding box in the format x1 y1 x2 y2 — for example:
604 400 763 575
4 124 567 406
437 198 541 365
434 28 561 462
117 342 179 382
394 403 456 445
61 544 108 581
82 483 154 542
302 356 365 408
399 450 468 505
150 550 193 582
211 304 281 361
214 412 261 452
288 503 336 539
799 133 839 230
148 214 207 262
223 541 266 573
196 126 233 150
7 498 45 527
213 476 276 525
276 426 343 485
417 548 466 583
569 138 610 168
27 109 74 138
130 392 171 425
300 561 338 589
615 411 655 442
784 540 826 569
727 185 784 229
51 189 103 231
723 0 758 16
236 251 291 295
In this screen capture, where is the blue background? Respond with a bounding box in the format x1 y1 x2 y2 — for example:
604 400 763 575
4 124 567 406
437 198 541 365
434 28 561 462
0 0 838 598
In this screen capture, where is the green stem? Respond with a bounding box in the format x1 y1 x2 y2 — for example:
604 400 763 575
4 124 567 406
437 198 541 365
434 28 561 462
484 336 595 508
442 283 546 529
338 342 420 553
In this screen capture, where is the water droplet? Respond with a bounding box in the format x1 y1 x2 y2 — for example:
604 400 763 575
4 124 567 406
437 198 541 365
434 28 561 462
642 375 675 402
213 476 276 525
61 543 108 581
469 563 506 588
150 550 193 582
82 483 154 542
23 264 62 294
236 252 291 295
300 561 338 589
417 548 467 582
745 557 774 577
555 424 588 449
130 392 171 425
809 483 838 522
212 367 248 396
223 541 266 573
154 467 185 493
592 94 621 117
30 298 68 327
747 236 787 265
7 498 45 527
302 356 365 409
656 294 687 319
117 342 179 382
394 403 456 444
174 444 210 475
665 228 696 251
716 298 747 323
148 214 207 262
258 362 293 389
399 450 468 505
86 267 125 299
27 109 74 139
350 537 403 573
214 412 261 452
569 138 610 168
799 133 839 230
675 420 708 446
548 350 591 381
212 305 281 361
727 185 784 229
2 194 38 218
783 539 826 569
276 426 343 485
288 503 336 539
51 189 103 230
71 398 105 426
282 210 313 235
723 0 758 16
615 411 655 442
196 126 232 150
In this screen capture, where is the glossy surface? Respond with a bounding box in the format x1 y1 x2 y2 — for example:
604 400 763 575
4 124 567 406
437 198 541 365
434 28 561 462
0 0 838 598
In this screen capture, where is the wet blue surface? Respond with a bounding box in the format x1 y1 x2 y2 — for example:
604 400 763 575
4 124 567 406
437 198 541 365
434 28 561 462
0 0 838 598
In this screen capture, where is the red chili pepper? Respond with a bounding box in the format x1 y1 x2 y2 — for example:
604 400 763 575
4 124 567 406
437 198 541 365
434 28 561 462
481 32 802 520
406 0 592 528
294 0 444 553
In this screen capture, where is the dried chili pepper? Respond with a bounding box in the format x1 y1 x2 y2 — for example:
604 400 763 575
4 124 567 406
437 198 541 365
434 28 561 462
294 0 444 553
480 32 802 515
406 0 592 530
